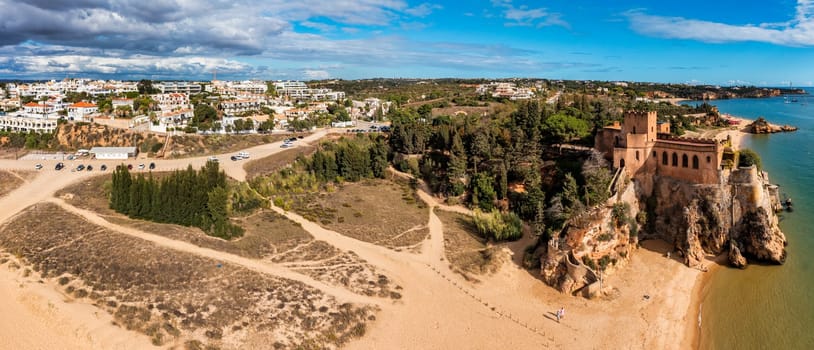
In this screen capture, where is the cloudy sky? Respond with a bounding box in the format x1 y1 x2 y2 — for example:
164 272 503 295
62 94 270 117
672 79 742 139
2 0 814 84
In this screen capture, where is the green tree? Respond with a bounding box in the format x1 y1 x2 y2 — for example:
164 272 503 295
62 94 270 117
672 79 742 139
542 113 590 145
471 173 496 211
193 104 218 126
738 148 762 170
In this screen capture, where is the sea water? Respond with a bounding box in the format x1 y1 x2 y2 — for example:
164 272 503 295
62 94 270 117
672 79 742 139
683 94 814 349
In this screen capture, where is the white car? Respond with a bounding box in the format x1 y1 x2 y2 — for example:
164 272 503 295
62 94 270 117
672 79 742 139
238 151 250 159
208 156 219 163
34 163 43 170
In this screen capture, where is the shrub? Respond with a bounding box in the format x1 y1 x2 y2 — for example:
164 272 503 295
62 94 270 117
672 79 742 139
597 233 613 241
611 202 631 227
472 209 523 241
737 148 762 170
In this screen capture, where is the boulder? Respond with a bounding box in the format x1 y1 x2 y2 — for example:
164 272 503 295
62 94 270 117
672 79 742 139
728 244 747 269
732 208 787 264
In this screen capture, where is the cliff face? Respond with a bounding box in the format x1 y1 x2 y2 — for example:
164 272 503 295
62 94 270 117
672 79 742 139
647 166 786 267
540 165 787 295
540 182 639 296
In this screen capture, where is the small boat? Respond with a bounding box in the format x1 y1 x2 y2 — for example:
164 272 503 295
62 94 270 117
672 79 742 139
784 196 793 212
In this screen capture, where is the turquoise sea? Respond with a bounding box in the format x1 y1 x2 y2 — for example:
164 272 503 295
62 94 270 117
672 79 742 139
683 93 814 349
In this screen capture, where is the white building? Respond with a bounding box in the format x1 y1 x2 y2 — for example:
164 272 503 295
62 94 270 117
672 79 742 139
152 93 190 111
0 115 58 133
273 81 345 101
219 99 264 116
67 101 98 121
90 147 137 160
155 82 202 94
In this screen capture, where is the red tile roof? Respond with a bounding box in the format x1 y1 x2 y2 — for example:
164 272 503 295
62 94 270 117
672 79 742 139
69 101 97 108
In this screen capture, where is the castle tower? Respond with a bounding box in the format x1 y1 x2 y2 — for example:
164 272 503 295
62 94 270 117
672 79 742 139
622 110 657 145
611 110 658 175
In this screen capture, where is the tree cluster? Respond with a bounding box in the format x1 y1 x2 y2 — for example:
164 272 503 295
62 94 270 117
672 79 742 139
306 134 389 182
109 161 244 239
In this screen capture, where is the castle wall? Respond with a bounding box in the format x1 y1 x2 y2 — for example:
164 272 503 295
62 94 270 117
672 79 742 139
595 128 620 161
653 139 722 185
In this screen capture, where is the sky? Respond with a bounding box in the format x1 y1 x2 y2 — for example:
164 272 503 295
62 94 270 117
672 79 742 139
1 0 814 85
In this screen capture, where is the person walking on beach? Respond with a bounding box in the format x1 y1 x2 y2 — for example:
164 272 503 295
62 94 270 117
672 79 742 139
556 307 565 323
555 309 560 323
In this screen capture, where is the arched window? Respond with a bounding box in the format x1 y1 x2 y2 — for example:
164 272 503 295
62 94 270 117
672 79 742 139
682 154 689 168
620 158 626 168
662 152 668 165
653 151 657 157
633 126 636 134
636 151 640 161
615 136 620 147
692 155 699 169
672 153 678 166
707 156 711 163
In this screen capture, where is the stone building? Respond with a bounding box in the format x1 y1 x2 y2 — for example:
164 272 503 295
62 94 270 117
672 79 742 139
595 110 726 185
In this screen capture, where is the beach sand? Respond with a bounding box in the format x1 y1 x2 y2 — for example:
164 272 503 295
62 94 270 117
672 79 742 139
0 256 155 350
348 239 709 350
0 236 713 350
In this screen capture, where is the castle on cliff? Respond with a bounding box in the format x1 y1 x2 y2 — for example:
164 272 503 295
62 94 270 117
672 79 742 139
595 110 727 185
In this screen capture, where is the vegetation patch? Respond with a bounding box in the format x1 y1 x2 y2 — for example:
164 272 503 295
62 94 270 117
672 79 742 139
0 170 26 198
244 144 317 180
436 209 503 275
0 203 375 349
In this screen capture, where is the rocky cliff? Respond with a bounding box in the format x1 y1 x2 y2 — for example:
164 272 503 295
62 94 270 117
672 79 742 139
540 165 787 295
647 166 786 268
540 181 639 296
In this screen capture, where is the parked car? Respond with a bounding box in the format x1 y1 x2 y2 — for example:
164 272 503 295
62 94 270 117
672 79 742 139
55 162 64 171
86 165 93 171
100 164 107 171
297 135 304 139
34 163 43 170
238 151 250 159
280 144 290 148
208 156 219 163
149 162 155 170
127 164 133 170
76 164 85 171
138 164 145 170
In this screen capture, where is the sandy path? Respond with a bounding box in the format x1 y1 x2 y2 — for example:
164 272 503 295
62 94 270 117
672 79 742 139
0 261 156 350
49 198 377 306
271 204 555 349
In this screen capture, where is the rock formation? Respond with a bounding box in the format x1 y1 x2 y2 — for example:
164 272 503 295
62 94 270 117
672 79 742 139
646 165 785 267
541 165 787 295
745 117 798 134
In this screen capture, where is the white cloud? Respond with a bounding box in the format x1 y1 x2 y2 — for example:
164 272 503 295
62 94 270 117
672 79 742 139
404 3 442 17
626 0 814 46
491 1 569 28
303 69 332 79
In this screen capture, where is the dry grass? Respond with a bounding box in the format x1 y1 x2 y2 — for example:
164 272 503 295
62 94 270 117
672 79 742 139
435 209 503 276
0 170 26 197
0 203 375 349
244 144 317 180
56 175 399 299
166 133 307 159
296 179 429 249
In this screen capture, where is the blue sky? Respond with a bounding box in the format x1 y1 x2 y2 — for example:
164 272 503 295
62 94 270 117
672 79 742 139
1 0 814 85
